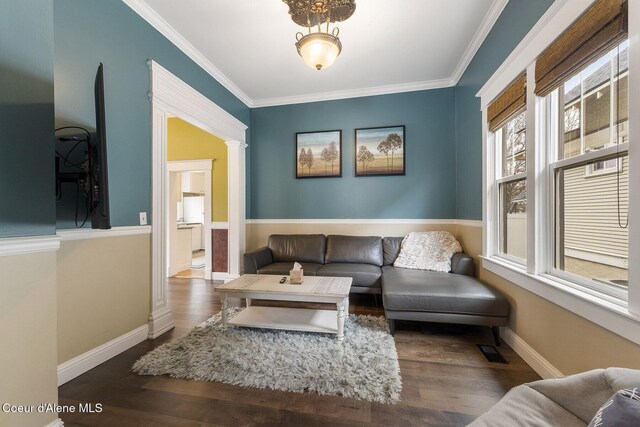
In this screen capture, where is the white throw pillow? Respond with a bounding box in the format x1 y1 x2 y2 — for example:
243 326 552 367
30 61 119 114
393 231 462 272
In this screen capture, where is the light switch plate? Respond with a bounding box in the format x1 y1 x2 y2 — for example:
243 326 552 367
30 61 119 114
139 212 147 225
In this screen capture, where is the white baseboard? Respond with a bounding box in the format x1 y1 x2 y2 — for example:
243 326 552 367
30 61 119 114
57 325 149 386
223 273 240 283
44 418 64 427
147 307 175 339
502 327 564 379
212 272 230 281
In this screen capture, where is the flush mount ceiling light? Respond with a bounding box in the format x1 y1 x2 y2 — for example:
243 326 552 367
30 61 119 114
283 0 356 70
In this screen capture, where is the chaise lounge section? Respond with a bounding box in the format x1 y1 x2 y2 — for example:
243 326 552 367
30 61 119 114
244 234 510 344
381 237 509 342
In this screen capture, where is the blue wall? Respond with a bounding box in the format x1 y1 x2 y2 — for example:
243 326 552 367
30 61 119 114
54 0 250 228
454 0 554 219
0 1 55 237
250 89 456 219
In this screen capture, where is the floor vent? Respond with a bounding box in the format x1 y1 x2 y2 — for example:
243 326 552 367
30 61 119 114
477 344 508 364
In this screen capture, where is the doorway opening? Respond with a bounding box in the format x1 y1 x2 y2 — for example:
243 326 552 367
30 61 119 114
148 60 247 339
167 162 212 280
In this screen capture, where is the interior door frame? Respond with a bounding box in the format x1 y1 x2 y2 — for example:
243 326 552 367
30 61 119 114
148 60 247 339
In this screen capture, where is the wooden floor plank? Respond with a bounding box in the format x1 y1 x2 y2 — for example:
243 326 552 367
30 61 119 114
58 278 540 426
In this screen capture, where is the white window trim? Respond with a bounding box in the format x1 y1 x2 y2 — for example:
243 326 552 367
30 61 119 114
480 0 640 345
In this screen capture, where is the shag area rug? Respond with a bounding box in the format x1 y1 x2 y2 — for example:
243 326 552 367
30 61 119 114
133 308 402 404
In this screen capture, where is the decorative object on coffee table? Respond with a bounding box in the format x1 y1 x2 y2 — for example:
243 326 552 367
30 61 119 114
133 308 402 404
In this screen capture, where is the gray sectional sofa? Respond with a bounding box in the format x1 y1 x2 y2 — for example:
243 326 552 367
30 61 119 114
244 234 509 344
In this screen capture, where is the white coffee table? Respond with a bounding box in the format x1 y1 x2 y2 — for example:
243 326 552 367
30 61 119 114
216 274 352 340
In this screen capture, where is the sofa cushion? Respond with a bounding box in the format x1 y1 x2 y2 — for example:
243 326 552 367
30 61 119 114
317 263 382 287
381 266 509 317
325 235 383 266
589 387 640 427
469 385 585 427
393 231 462 272
383 237 403 266
268 234 326 264
257 262 323 276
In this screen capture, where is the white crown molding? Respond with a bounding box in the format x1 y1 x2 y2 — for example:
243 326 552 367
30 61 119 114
123 0 509 108
251 78 456 108
44 419 64 427
121 0 253 107
502 327 564 379
57 324 149 386
245 218 481 226
450 0 509 84
0 235 60 257
56 226 151 241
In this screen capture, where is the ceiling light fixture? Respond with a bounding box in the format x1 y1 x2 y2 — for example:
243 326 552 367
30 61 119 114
283 0 356 71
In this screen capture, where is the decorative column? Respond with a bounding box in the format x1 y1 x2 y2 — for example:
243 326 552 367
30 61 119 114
148 90 175 339
226 140 247 280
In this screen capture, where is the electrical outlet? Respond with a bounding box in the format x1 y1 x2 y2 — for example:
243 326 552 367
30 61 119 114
139 212 147 225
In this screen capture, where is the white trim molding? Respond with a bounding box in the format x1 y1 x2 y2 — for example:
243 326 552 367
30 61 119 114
246 218 482 226
56 226 151 241
450 0 509 84
502 328 564 379
44 419 64 427
251 79 456 108
211 221 229 229
57 324 149 386
628 0 640 315
0 235 60 257
149 60 247 339
122 0 252 107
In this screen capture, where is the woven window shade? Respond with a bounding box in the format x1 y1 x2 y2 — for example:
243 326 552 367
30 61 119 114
535 0 628 97
488 74 526 132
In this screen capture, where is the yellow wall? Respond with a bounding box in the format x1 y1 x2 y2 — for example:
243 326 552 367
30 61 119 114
456 224 640 375
167 117 228 222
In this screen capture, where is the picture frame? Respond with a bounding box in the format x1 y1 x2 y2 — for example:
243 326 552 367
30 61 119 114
354 125 405 176
295 130 342 179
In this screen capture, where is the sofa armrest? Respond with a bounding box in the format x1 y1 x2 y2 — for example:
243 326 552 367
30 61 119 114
528 367 640 424
243 246 273 274
451 253 474 276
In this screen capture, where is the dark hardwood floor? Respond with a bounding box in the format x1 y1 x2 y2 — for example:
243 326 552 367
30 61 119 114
58 277 540 426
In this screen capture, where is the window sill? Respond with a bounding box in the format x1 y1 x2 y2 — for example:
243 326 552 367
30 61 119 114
480 255 640 346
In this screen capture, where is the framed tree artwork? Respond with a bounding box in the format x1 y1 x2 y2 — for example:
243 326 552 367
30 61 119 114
295 130 342 178
354 125 405 176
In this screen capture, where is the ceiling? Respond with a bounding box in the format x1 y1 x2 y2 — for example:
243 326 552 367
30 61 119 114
124 0 508 107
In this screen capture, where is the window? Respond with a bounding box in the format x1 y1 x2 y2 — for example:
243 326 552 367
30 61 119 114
496 111 527 261
480 0 637 344
550 40 629 296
